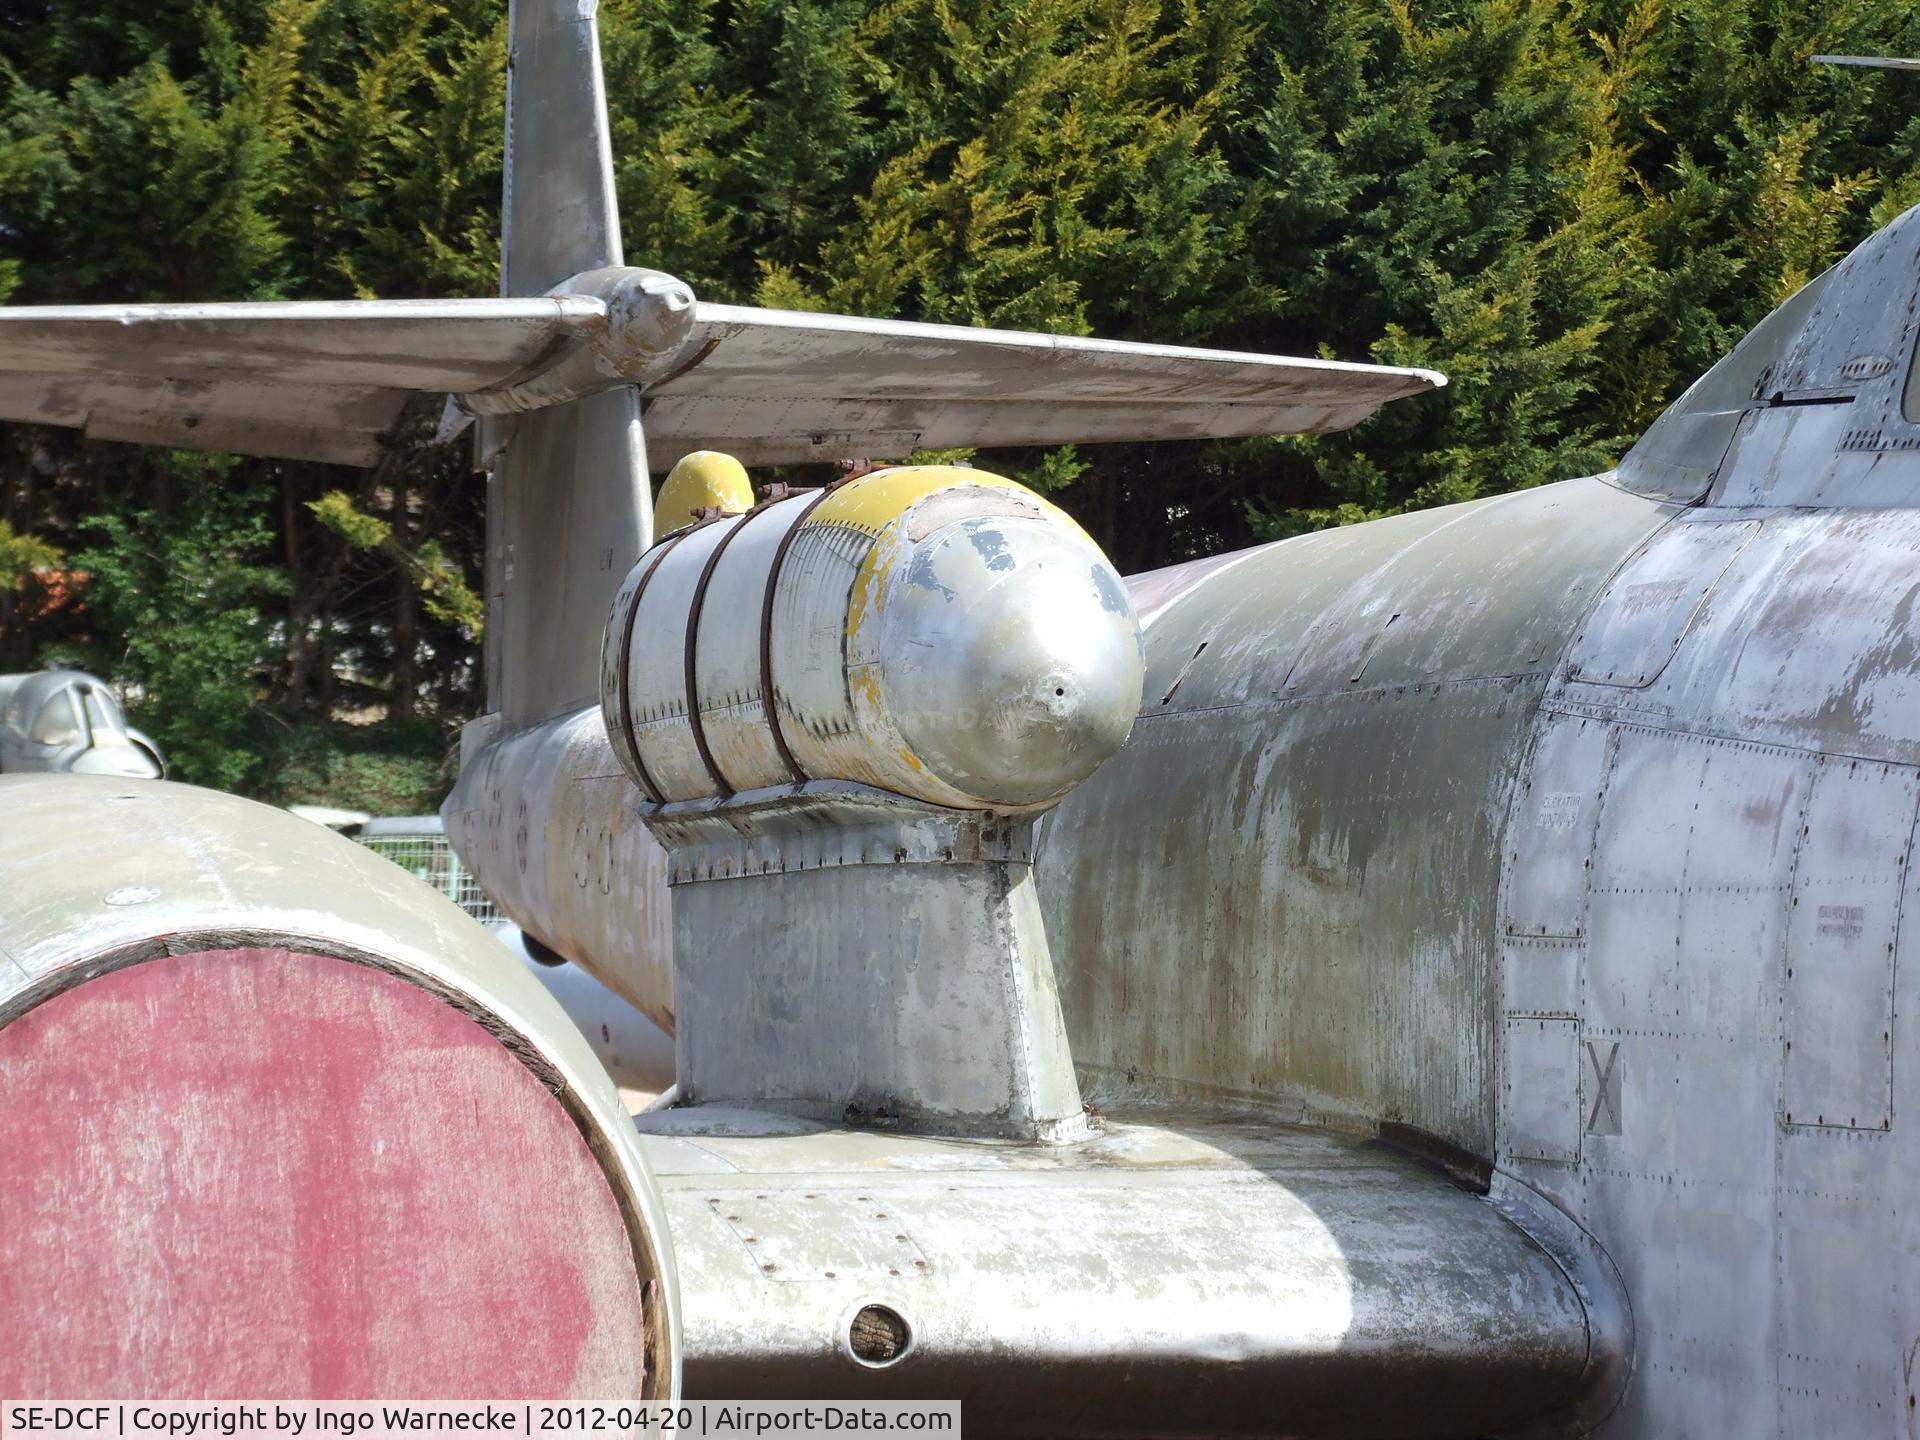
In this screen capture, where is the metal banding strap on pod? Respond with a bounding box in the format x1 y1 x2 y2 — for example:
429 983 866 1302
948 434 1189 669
679 489 822 794
757 484 838 784
599 516 725 804
602 496 801 799
603 465 1146 811
680 500 764 797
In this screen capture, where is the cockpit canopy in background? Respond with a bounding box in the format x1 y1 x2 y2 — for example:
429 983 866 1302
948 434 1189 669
0 670 165 779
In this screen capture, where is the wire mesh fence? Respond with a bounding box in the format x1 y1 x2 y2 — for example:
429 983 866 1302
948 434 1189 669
354 822 503 925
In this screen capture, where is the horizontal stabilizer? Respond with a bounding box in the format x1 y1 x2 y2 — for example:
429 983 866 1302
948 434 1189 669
1810 54 1920 70
0 297 603 465
0 276 1445 466
640 304 1444 467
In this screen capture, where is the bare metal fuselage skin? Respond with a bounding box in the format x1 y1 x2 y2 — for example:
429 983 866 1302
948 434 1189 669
451 208 1920 1433
1047 485 1920 1437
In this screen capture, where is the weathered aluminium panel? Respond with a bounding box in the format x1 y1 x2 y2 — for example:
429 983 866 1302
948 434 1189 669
1040 475 1676 1155
1500 723 1817 1440
639 1106 1611 1438
1559 507 1920 767
1563 517 1758 688
1499 425 1920 1433
1781 757 1916 1132
1502 1015 1582 1164
444 706 676 1032
1504 712 1614 940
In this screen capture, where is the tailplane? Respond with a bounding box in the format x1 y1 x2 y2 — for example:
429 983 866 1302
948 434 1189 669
0 0 1443 742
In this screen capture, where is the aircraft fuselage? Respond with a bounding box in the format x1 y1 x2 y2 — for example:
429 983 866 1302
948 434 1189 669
451 207 1920 1426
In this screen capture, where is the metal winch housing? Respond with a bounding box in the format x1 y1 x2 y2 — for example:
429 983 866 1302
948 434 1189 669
599 465 1144 812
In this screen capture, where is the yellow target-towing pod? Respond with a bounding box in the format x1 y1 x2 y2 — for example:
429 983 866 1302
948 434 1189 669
600 465 1145 811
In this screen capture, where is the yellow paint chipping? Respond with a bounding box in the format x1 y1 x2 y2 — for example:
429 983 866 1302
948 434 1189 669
808 465 1085 542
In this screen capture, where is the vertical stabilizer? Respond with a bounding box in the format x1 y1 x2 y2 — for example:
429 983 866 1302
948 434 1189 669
487 0 653 730
502 0 623 293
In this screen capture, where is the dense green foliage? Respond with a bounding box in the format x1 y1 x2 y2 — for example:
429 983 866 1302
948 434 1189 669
1 0 1917 795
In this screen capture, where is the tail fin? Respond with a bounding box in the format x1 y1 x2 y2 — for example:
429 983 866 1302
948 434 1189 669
501 0 623 294
485 0 653 731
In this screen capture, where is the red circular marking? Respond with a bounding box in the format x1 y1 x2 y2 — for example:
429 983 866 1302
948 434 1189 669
0 948 648 1399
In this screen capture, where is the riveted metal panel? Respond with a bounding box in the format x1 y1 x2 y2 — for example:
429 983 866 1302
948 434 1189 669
1580 1095 1779 1440
1675 740 1809 1046
1504 697 1920 1439
643 1108 1607 1438
1775 1127 1901 1434
1505 713 1615 939
1502 1016 1582 1164
1781 757 1917 1132
1550 709 1813 1407
1776 204 1920 403
1565 518 1759 688
1506 725 1817 1440
1707 401 1858 509
699 1192 932 1285
1786 444 1920 511
1503 937 1583 1018
1688 509 1920 763
1585 726 1711 1030
645 782 1033 884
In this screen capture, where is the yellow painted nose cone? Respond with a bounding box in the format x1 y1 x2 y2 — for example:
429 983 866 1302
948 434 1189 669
656 451 752 534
